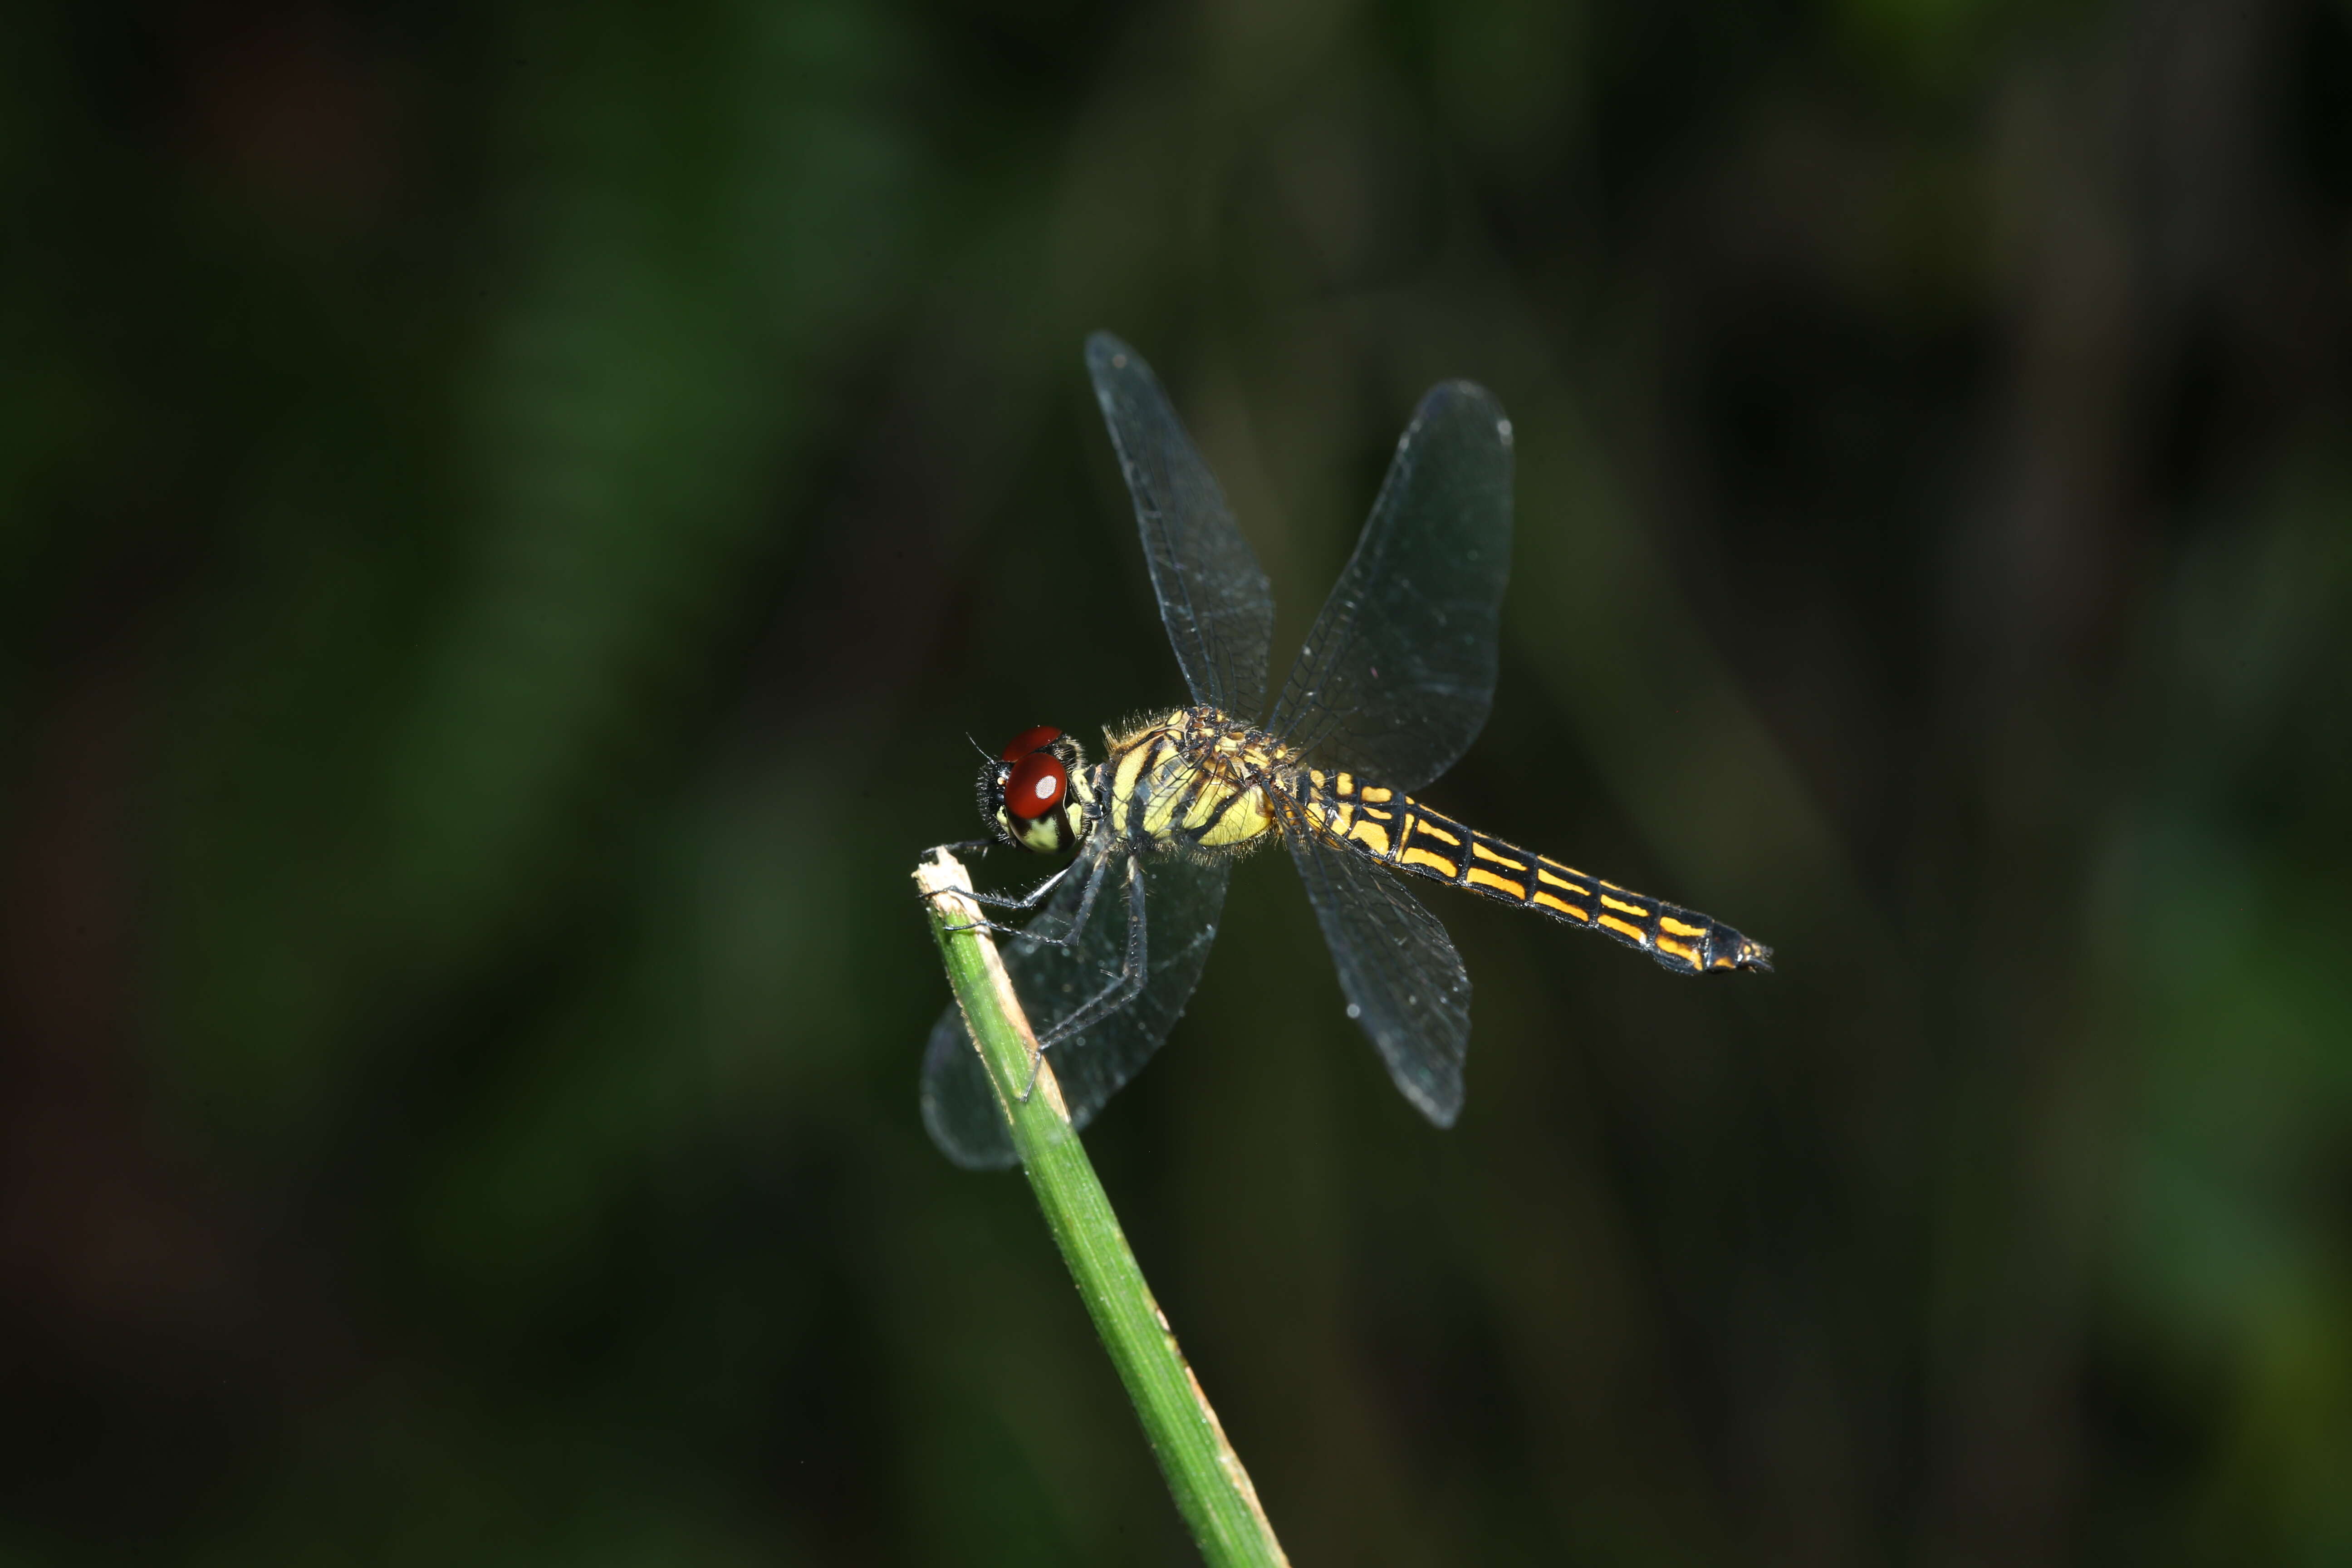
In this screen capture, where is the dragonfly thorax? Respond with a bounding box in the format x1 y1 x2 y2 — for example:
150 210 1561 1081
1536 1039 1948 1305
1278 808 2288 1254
1102 706 1297 856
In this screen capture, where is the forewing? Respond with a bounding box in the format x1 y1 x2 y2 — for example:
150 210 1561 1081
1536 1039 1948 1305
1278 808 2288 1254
1086 332 1276 721
1270 381 1514 791
921 847 1235 1170
1285 820 1473 1127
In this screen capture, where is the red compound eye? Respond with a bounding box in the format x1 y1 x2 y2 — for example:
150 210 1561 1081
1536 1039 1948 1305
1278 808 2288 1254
1004 750 1066 819
999 724 1062 762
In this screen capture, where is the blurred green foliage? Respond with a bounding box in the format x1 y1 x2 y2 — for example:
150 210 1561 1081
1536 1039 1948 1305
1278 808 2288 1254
3 0 2349 1563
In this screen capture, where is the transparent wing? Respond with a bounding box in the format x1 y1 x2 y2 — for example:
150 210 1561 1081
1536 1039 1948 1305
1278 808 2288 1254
1086 332 1277 721
1284 816 1473 1127
921 847 1234 1170
1269 381 1514 791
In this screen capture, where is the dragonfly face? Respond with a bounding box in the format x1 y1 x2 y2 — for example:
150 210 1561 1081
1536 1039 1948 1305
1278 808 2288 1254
977 725 1097 855
921 333 1771 1171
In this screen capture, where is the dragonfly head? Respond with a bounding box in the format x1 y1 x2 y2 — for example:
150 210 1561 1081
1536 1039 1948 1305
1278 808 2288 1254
978 725 1095 854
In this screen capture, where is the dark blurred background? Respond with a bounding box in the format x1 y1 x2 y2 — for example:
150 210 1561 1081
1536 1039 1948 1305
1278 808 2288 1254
5 0 2350 1562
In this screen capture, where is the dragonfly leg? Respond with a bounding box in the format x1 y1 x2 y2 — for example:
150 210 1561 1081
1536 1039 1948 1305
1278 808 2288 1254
926 851 1077 926
1029 855 1149 1070
938 857 1078 919
943 848 1112 953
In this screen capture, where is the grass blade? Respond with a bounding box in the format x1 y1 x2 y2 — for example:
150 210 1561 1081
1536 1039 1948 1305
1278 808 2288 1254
916 849 1290 1568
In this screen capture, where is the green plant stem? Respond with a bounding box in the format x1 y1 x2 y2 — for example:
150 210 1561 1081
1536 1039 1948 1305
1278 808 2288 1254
916 849 1290 1568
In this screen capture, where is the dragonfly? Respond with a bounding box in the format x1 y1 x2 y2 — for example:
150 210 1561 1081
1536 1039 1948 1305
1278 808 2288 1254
922 333 1770 1168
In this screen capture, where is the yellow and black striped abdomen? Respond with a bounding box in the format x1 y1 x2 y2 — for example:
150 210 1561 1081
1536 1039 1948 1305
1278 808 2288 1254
1299 770 1771 976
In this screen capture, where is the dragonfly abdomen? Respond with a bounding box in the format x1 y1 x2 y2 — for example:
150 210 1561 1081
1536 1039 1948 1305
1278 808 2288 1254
1303 774 1771 976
